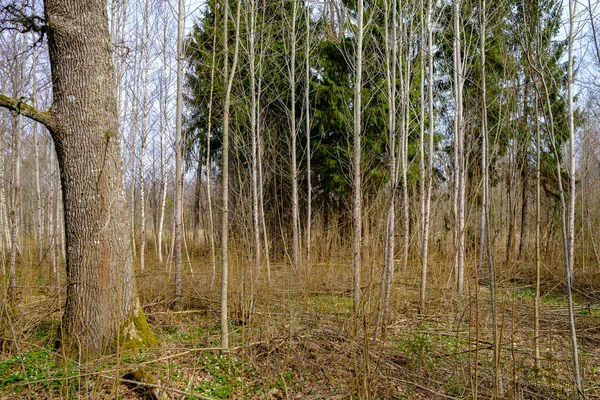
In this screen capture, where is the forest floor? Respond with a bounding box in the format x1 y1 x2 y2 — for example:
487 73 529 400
1 259 600 399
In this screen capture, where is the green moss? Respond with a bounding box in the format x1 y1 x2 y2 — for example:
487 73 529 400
118 302 157 351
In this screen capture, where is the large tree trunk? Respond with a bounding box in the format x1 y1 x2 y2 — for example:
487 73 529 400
46 0 155 354
54 0 154 354
0 0 155 355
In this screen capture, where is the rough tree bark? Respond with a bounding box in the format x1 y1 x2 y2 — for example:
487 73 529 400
0 0 155 355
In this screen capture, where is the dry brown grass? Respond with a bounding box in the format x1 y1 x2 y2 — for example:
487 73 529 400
1 240 600 399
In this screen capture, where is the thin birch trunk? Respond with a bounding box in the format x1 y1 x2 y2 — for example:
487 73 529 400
221 0 242 348
0 117 7 265
258 77 271 284
158 8 169 265
174 0 185 302
418 0 425 313
129 48 140 262
566 0 583 394
32 19 44 263
401 79 409 274
397 12 412 273
48 157 57 286
193 161 201 248
139 0 151 272
221 0 230 347
479 3 499 394
58 165 66 264
352 0 364 311
453 0 465 294
9 112 22 303
288 0 300 271
113 0 127 127
305 3 312 269
420 0 435 313
0 117 8 255
380 0 397 330
246 0 259 306
535 48 582 400
9 37 26 303
205 13 218 288
257 1 270 282
534 92 541 370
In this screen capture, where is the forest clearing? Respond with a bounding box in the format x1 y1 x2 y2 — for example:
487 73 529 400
2 0 600 398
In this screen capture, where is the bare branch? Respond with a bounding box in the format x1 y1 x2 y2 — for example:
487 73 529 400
0 2 47 46
0 94 55 131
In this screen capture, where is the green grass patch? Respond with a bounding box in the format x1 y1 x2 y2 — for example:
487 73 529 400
513 287 583 306
309 295 353 316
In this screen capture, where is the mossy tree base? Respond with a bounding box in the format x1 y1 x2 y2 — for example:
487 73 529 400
57 301 156 358
118 301 157 351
